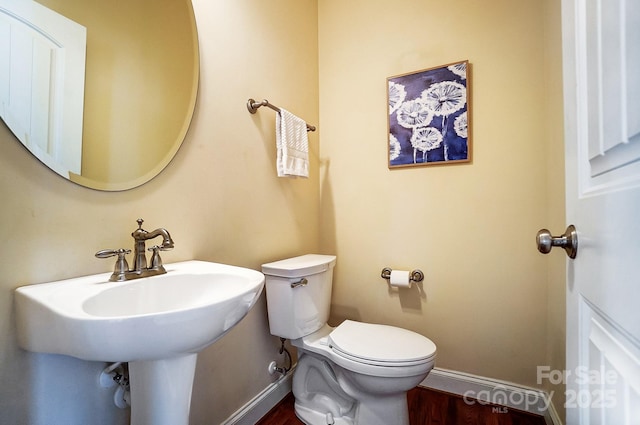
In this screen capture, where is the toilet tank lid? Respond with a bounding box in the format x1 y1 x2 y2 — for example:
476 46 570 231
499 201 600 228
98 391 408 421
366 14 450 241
261 254 336 278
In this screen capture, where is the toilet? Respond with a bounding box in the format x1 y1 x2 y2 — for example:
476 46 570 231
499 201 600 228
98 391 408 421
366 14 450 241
262 254 436 425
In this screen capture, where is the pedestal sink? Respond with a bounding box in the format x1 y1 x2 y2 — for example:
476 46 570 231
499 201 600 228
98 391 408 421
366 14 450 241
14 260 265 425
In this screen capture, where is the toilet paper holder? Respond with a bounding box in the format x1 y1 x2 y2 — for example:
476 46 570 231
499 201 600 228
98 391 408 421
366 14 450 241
380 267 424 283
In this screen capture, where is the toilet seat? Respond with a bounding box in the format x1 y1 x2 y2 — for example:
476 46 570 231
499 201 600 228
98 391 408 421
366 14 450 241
293 323 436 378
328 320 436 367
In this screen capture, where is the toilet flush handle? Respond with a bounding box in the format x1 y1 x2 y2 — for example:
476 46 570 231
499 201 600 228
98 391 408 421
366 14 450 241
290 278 308 289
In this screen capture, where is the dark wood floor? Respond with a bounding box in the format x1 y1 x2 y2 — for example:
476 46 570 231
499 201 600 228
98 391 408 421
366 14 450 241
256 387 546 425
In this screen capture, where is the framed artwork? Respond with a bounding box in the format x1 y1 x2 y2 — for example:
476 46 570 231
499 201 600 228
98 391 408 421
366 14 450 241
387 60 470 168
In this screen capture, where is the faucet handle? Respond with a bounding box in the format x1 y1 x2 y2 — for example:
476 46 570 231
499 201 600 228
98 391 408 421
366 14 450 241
95 248 131 259
96 249 132 281
147 246 166 271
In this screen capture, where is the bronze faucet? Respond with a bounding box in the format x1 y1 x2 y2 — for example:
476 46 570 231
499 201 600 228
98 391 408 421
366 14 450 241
96 219 174 282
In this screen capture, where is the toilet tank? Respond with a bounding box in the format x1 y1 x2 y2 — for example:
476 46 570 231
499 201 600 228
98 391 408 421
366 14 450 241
261 254 336 340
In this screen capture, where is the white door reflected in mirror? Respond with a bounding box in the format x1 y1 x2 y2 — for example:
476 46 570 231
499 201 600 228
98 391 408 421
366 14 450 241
0 0 86 177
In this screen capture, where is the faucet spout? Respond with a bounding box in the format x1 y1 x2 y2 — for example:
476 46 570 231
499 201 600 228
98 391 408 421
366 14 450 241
143 228 175 249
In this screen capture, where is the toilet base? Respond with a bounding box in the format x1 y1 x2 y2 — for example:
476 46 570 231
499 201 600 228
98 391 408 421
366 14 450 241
294 394 409 425
292 351 416 425
295 402 354 425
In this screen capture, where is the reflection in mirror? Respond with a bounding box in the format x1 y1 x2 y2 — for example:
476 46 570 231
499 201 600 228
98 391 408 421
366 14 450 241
0 0 86 177
0 0 199 191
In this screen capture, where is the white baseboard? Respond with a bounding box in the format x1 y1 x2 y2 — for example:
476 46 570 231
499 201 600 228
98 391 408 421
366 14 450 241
420 368 562 425
545 398 563 425
222 372 293 425
222 366 563 425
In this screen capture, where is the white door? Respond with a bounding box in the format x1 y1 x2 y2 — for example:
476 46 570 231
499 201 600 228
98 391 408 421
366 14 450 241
560 0 640 423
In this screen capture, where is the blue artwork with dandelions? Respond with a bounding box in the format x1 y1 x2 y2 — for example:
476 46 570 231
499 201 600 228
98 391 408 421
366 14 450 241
388 61 468 167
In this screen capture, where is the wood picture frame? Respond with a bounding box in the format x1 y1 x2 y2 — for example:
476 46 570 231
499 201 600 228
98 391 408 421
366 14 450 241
388 60 471 168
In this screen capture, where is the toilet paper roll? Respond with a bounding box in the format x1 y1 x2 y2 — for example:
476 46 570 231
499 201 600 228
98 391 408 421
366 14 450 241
389 270 412 288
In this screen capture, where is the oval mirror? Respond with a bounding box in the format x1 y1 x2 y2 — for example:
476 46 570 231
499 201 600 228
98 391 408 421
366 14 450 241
0 0 199 191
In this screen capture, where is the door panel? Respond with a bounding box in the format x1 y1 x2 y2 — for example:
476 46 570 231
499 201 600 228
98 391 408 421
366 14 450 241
563 0 640 423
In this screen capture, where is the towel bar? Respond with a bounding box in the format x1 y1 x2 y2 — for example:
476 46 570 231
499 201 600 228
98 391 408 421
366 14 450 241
247 98 316 132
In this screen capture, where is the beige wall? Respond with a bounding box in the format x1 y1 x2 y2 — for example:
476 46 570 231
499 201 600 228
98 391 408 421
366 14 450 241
318 0 566 402
0 0 568 423
0 0 318 423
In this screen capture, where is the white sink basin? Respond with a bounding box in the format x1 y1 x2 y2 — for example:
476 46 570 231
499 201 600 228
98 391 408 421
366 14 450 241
15 260 265 425
15 260 265 362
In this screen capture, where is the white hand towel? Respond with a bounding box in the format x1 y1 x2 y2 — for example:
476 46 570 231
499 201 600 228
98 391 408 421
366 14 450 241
276 108 309 178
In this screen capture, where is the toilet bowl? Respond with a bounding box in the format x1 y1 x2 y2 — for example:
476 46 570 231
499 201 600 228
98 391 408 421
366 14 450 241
262 254 437 425
291 321 436 425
